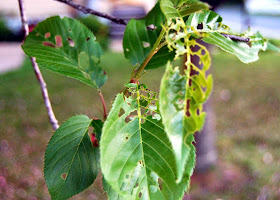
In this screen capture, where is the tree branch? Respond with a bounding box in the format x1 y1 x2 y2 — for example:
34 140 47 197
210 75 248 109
18 0 59 130
54 0 127 25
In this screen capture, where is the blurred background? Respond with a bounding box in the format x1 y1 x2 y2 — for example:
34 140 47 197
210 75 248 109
0 0 280 199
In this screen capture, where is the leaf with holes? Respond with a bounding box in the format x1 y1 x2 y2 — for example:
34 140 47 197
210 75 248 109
22 16 107 88
160 20 212 181
100 86 191 200
44 115 102 200
123 3 175 69
159 63 208 182
186 10 268 63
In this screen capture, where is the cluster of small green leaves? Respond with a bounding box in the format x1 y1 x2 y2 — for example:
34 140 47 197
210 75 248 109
21 0 279 199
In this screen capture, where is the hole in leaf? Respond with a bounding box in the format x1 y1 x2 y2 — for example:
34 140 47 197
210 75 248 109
147 24 156 30
43 42 56 48
67 37 75 47
201 49 206 55
152 114 161 121
119 108 125 117
44 32 51 38
197 23 203 30
55 35 63 47
86 37 90 41
186 99 191 117
196 109 200 116
125 115 133 123
125 48 129 52
140 117 146 124
88 126 94 134
142 41 150 48
61 173 67 180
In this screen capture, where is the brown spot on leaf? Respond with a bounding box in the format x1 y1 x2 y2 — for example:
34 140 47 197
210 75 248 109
55 35 63 47
43 42 56 48
139 192 142 198
44 32 51 39
61 173 67 180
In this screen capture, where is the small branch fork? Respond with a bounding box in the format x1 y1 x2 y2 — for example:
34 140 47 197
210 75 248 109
18 0 59 130
55 0 249 42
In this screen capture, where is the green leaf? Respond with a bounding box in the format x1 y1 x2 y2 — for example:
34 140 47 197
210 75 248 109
186 10 268 63
100 88 190 199
146 46 175 69
202 32 264 63
44 115 102 200
159 62 209 182
160 0 181 19
123 3 175 69
160 0 209 19
159 21 212 179
178 0 209 17
22 16 107 88
186 9 222 30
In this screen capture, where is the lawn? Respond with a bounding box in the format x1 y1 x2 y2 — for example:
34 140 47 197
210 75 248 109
0 49 279 199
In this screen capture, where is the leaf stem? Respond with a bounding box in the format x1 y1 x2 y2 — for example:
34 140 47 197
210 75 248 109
98 90 107 120
134 29 166 79
18 0 59 131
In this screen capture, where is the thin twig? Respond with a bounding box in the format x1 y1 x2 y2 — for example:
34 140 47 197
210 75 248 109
220 33 249 43
18 0 59 130
98 90 107 120
54 0 127 25
54 0 250 42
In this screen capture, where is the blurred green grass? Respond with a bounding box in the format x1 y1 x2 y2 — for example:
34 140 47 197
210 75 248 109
0 49 279 199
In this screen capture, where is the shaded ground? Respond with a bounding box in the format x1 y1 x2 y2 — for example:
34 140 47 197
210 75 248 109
0 50 279 199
